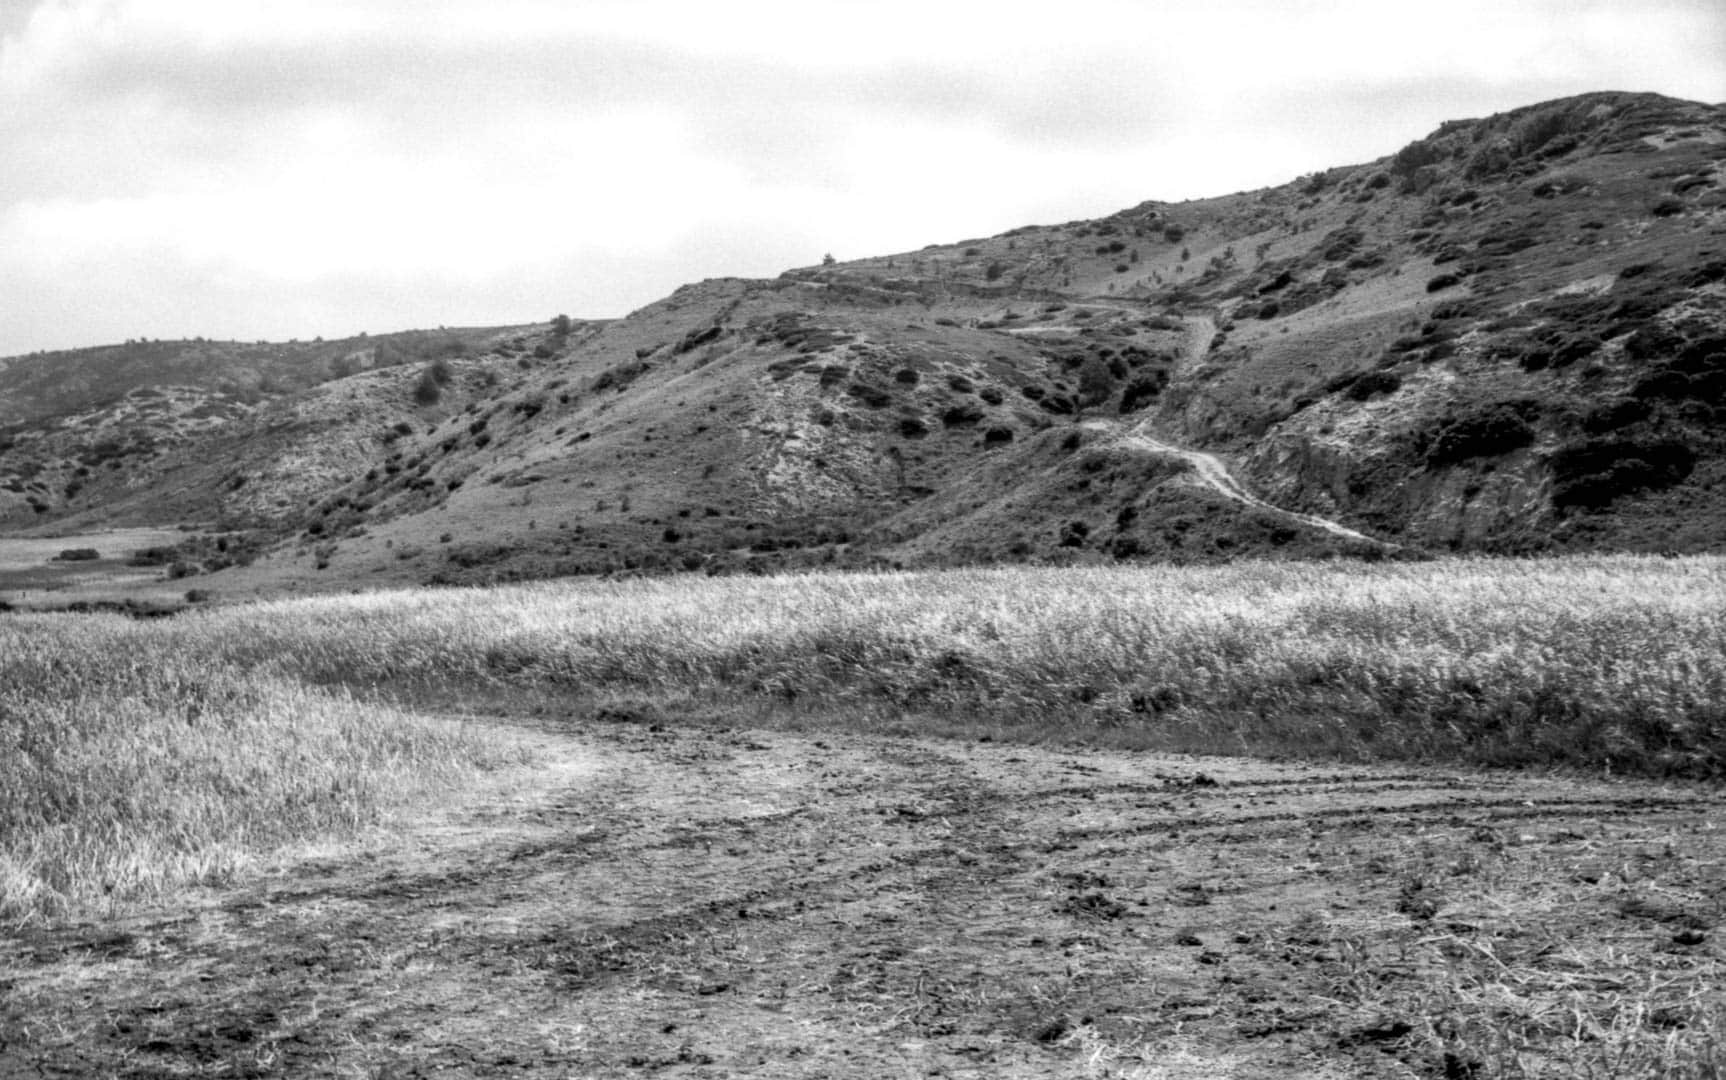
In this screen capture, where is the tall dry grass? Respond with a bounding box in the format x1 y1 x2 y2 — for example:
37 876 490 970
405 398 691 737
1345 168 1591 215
0 614 525 924
6 555 1722 922
189 554 1726 773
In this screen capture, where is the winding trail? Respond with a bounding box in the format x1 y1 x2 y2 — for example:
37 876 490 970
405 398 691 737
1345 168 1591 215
1102 425 1386 546
1085 311 1395 549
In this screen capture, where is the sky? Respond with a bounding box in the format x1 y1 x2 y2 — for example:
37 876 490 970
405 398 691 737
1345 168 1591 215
1 0 1722 357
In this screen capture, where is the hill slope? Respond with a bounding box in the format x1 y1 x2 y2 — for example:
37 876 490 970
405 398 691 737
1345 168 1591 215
3 90 1723 595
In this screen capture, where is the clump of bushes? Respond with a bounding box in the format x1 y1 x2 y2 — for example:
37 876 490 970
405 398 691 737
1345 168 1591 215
846 382 892 408
1551 437 1696 509
53 548 100 562
1343 371 1402 401
1425 401 1539 466
1118 373 1169 413
942 403 985 427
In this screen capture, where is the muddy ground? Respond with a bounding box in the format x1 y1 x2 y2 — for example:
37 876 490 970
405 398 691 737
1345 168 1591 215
3 715 1722 1078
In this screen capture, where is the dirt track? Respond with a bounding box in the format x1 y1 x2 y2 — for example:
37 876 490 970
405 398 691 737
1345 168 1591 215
4 717 1722 1078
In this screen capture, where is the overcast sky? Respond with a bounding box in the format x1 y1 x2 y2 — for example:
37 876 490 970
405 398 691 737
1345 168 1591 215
1 0 1721 357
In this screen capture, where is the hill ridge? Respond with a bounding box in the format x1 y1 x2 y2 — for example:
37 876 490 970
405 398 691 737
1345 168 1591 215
1 89 1723 599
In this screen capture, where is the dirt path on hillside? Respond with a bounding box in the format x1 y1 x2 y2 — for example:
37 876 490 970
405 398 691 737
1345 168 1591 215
1112 427 1385 547
4 718 1722 1078
1079 311 1393 549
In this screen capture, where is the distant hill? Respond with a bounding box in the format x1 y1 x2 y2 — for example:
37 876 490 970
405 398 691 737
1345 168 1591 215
3 90 1722 596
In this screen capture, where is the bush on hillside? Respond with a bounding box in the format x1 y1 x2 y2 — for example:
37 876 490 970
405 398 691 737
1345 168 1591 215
413 369 442 406
1118 373 1168 414
1344 371 1402 401
1425 402 1539 466
1551 438 1696 509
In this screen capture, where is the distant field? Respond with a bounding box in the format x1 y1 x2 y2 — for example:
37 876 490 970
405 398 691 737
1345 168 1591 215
0 527 190 597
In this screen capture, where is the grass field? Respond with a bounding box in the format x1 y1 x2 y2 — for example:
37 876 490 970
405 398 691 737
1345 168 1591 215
3 555 1725 1075
4 555 1723 925
201 554 1726 773
0 527 190 599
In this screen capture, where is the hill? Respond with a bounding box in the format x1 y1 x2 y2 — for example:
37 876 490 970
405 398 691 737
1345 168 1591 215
2 90 1723 598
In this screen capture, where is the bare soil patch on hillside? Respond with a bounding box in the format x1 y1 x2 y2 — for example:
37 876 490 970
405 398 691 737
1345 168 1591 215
3 717 1721 1078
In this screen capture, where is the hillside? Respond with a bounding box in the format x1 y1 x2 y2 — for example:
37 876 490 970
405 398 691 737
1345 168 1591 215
3 90 1723 597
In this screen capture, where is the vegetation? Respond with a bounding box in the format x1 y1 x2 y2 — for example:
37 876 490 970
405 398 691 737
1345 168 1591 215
0 613 526 922
7 556 1722 921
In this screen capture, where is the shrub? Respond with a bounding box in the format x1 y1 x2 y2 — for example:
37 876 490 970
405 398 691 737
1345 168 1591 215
1551 438 1695 508
1650 197 1685 218
978 387 1004 405
846 382 892 408
53 548 100 562
942 403 985 427
1344 371 1402 401
983 426 1014 447
675 325 723 354
1426 273 1463 293
1118 374 1167 413
1426 402 1538 466
1076 357 1117 409
1582 400 1651 433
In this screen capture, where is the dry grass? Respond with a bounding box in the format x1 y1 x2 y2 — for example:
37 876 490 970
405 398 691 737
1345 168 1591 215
196 554 1726 774
5 553 1723 928
0 615 528 924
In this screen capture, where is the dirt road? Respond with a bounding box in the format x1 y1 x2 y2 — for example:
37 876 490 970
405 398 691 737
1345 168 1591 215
4 717 1721 1078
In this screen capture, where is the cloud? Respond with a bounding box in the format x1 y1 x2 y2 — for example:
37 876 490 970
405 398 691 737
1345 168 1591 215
0 0 1722 356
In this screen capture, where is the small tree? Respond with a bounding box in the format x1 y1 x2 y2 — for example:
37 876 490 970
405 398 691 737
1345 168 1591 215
551 313 573 336
1076 356 1117 415
414 368 442 406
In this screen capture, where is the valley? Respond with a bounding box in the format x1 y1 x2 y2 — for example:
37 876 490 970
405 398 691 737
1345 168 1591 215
3 89 1726 1078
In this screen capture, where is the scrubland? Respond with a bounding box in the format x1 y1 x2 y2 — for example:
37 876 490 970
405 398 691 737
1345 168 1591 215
4 555 1723 925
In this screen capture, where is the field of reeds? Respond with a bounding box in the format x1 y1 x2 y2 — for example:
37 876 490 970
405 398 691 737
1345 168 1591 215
4 554 1724 923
